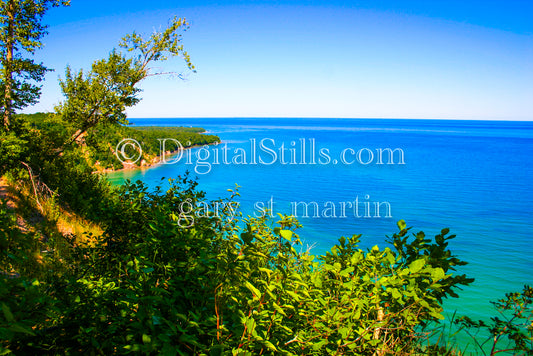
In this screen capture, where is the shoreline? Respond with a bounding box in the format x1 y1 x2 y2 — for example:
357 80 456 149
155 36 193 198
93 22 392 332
96 141 221 175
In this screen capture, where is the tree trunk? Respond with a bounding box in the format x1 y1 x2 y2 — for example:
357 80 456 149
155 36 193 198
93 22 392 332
3 0 15 129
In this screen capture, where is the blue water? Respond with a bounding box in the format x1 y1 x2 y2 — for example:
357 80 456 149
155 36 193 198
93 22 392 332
109 118 533 349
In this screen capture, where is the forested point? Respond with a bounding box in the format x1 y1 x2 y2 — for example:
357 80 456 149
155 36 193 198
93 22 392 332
17 112 221 172
0 2 531 355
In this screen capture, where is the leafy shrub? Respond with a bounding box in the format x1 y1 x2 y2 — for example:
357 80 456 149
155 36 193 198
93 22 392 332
0 176 475 355
0 201 56 355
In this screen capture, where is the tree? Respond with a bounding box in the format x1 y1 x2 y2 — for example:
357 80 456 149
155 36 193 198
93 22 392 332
55 16 195 149
0 0 70 130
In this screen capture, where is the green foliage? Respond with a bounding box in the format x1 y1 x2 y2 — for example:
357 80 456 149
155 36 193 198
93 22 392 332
56 16 195 149
37 149 113 219
0 276 53 354
0 199 20 272
0 112 112 220
0 129 26 175
0 176 474 355
84 124 220 170
456 285 533 355
387 221 474 303
7 113 218 221
0 200 55 356
0 0 70 127
120 16 195 74
56 50 143 136
0 0 69 54
16 112 220 171
0 0 68 173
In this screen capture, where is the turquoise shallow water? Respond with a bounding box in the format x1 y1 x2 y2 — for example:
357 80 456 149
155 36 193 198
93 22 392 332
108 118 533 350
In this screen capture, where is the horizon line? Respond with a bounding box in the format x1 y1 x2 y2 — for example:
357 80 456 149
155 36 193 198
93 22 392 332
126 116 533 122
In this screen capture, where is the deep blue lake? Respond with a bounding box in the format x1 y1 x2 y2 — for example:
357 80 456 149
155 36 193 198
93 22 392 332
108 118 533 335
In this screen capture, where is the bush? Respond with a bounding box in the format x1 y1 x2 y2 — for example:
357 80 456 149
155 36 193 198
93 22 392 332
0 176 475 355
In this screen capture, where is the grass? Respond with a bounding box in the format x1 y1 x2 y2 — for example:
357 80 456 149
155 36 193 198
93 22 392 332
1 175 104 278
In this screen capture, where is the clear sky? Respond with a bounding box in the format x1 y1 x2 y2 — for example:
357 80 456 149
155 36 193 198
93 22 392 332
24 0 533 120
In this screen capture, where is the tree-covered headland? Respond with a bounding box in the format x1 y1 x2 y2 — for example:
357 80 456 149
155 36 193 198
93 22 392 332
0 2 531 355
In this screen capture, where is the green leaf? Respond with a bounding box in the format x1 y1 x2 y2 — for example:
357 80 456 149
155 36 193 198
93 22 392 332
240 231 253 244
142 334 151 344
419 299 430 309
430 310 445 320
339 327 350 339
244 281 262 299
273 302 287 317
312 339 328 350
431 267 446 281
354 308 361 320
1 303 14 322
262 340 278 351
339 266 354 277
386 252 396 266
286 290 301 301
397 219 407 231
409 259 425 274
391 288 402 300
258 267 272 277
9 324 35 336
280 229 293 241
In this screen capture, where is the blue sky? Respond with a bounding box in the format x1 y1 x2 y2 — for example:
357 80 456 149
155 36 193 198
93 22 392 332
24 0 533 120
